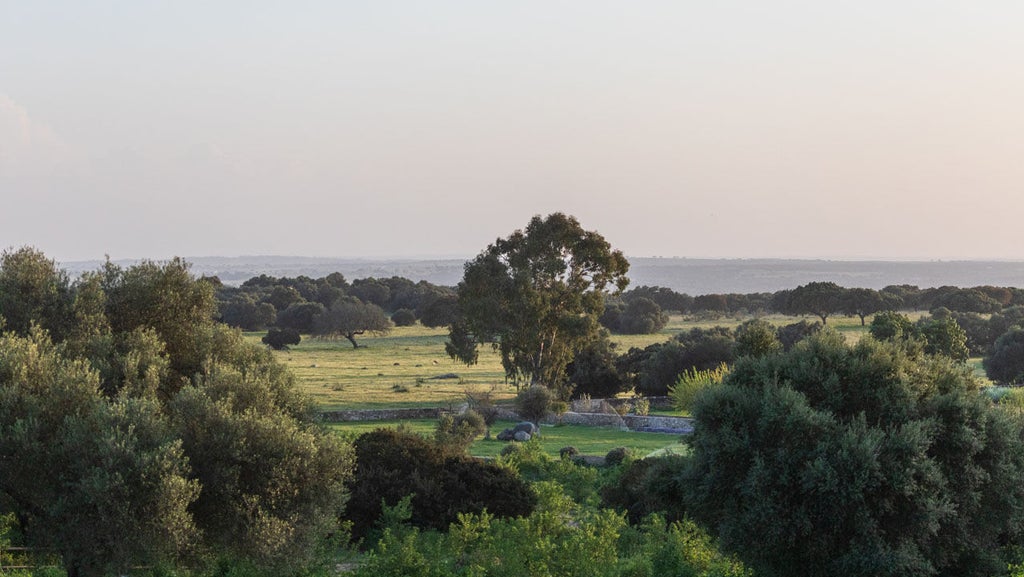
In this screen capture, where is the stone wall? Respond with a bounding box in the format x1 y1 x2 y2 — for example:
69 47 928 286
319 407 443 422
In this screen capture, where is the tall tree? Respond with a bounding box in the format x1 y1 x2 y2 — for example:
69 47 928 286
446 213 629 390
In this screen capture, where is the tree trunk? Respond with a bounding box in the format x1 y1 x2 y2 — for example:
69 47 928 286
344 333 360 348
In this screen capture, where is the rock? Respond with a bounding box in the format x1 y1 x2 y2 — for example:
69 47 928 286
512 422 537 435
513 431 532 442
496 428 515 441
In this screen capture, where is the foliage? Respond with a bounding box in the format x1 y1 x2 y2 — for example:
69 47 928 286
435 410 486 450
418 293 459 329
565 334 625 400
784 281 846 324
275 301 326 333
497 439 602 506
514 385 555 427
668 364 729 414
916 316 969 361
840 287 898 325
313 298 391 348
601 297 669 335
0 329 198 577
869 310 916 341
219 297 276 331
351 480 748 577
391 308 418 327
984 328 1024 385
166 332 354 571
100 257 218 387
446 213 630 389
464 388 503 439
345 429 537 541
686 330 1024 577
0 246 73 340
262 327 301 350
600 456 691 524
604 447 632 468
623 285 693 313
0 252 354 575
635 328 735 396
732 318 781 358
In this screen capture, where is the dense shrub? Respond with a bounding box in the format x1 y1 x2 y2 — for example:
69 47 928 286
604 447 632 468
435 410 486 450
390 308 417 327
515 385 554 427
687 330 1024 577
601 455 691 524
984 328 1024 385
566 336 626 399
668 364 729 414
345 429 537 541
776 319 820 351
275 301 326 333
601 297 669 334
733 318 781 358
635 328 735 396
869 310 916 341
261 327 301 350
353 482 749 577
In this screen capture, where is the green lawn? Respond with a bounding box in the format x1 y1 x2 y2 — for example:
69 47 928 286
327 419 689 459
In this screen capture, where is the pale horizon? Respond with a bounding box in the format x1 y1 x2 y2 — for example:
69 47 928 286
3 2 1023 263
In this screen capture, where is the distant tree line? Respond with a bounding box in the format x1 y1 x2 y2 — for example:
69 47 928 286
604 281 1024 332
210 272 458 347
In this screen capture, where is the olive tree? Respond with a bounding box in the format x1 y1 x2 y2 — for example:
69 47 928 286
446 213 629 390
686 331 1024 577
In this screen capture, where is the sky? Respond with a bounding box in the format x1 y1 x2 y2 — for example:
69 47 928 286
1 1 1023 263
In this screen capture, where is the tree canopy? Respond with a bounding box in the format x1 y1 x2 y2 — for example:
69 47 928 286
0 250 354 575
313 298 392 348
446 213 629 391
686 330 1024 577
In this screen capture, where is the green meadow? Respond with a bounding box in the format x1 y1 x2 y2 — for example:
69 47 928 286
259 310 977 411
260 310 987 443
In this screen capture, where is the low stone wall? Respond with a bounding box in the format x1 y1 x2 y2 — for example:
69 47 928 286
544 412 693 433
317 397 690 434
319 407 443 422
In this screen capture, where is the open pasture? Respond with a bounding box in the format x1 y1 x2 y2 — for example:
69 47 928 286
256 312 897 410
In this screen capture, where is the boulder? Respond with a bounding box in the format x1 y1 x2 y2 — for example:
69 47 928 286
512 422 537 435
513 431 532 442
496 428 515 441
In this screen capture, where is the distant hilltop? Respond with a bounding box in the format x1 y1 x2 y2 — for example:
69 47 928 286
59 256 1024 295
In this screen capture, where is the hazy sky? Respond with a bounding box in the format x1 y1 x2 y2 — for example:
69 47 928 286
2 1 1023 262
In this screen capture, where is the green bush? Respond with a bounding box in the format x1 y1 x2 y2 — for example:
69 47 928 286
345 429 537 542
985 328 1024 385
668 364 729 414
687 331 1024 577
515 385 554 427
604 447 632 468
390 308 417 327
435 410 486 450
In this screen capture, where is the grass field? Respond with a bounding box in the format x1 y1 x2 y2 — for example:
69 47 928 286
327 419 689 459
259 311 956 410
